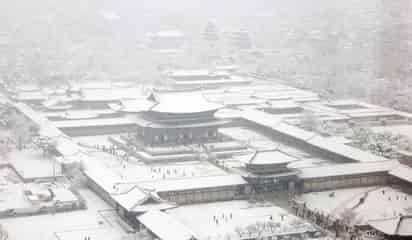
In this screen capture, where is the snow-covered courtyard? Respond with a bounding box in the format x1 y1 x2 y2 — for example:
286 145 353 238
297 186 412 224
88 150 228 183
167 200 319 240
1 188 127 240
0 179 81 215
7 148 62 180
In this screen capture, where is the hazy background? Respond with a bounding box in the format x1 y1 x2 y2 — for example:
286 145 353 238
0 0 411 109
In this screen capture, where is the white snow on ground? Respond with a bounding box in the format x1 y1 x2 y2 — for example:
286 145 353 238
0 181 78 212
372 125 412 140
48 183 79 203
2 188 127 240
0 167 25 210
55 228 124 240
73 134 119 148
7 148 62 180
89 151 227 182
167 200 316 240
298 187 376 214
298 186 412 224
0 184 32 210
0 167 79 213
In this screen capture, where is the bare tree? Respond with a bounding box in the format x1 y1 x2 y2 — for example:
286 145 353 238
349 127 412 158
300 111 320 132
254 221 266 239
64 161 87 189
350 126 372 149
244 221 268 239
7 111 38 150
266 221 274 233
235 226 244 238
339 208 361 227
246 224 258 235
0 131 10 161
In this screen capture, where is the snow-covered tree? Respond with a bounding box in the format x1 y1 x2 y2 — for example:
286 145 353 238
339 208 361 227
350 126 373 149
7 111 38 150
234 226 244 238
0 132 10 161
300 111 321 132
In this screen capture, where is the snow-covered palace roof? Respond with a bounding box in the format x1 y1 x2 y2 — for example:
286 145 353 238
389 165 412 184
299 160 399 179
139 175 247 193
138 210 197 240
368 215 412 236
114 90 222 114
150 91 222 114
248 150 298 165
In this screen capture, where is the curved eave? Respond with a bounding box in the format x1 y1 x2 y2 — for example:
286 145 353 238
149 108 220 115
246 161 293 167
139 119 230 129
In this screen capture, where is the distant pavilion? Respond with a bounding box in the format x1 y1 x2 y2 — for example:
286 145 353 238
242 150 300 192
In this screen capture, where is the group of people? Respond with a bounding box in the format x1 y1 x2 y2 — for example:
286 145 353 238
291 200 357 239
94 144 130 162
383 188 408 201
212 212 233 225
149 166 195 180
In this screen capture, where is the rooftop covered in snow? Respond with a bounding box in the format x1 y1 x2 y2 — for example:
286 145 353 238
113 90 222 114
139 174 247 193
368 215 412 237
389 165 412 184
248 150 298 165
138 210 197 240
298 160 399 179
54 117 136 129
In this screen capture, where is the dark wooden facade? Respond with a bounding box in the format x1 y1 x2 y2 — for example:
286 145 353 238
135 110 226 146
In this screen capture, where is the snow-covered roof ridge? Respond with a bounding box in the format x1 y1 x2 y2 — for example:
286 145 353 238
138 174 247 193
149 89 223 114
138 210 197 240
113 89 223 114
248 149 298 165
167 69 230 77
111 184 176 212
299 160 400 179
368 214 412 236
241 109 392 163
389 164 412 184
